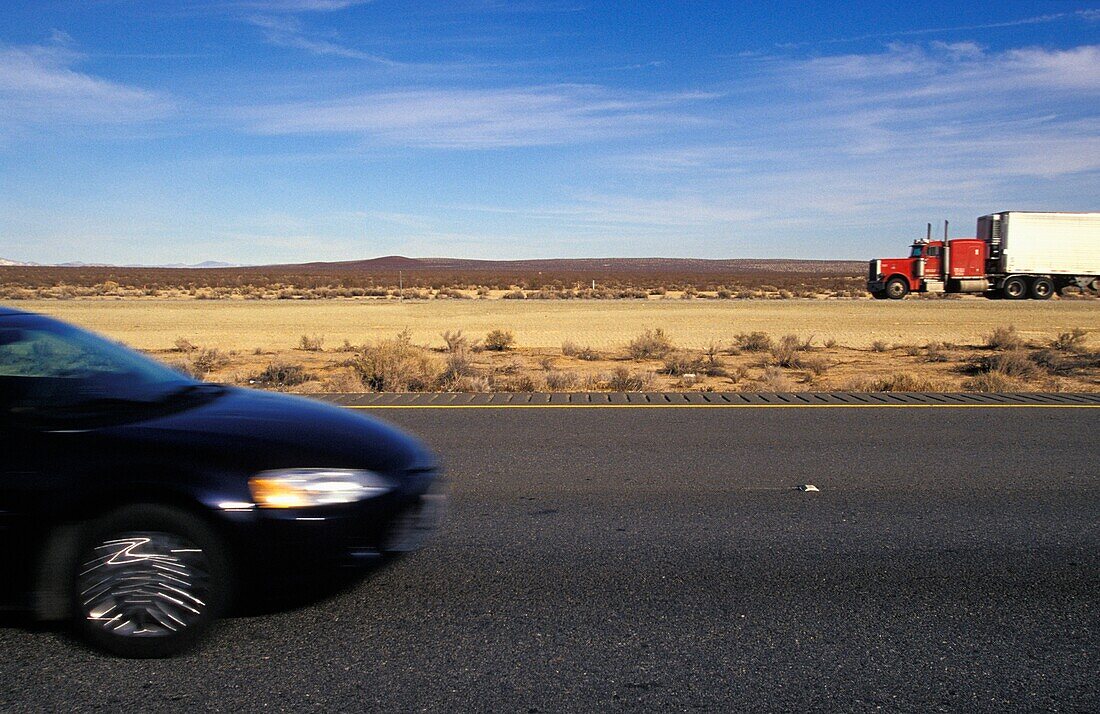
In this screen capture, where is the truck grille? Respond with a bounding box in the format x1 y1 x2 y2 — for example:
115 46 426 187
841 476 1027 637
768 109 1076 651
868 259 879 281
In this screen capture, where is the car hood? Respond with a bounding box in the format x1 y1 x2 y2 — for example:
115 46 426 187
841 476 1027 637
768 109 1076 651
100 386 437 476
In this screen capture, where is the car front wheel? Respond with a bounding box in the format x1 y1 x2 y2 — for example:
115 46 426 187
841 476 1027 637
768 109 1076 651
73 504 230 658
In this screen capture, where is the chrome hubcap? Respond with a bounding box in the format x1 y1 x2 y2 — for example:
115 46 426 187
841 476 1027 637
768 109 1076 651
78 532 210 638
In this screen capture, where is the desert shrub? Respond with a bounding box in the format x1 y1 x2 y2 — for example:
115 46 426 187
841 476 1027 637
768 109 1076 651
852 372 941 392
703 342 723 367
191 348 228 375
769 335 803 368
1050 327 1087 352
441 330 478 353
322 369 365 392
608 366 652 391
971 350 1043 380
751 366 793 392
562 340 600 360
442 350 477 382
168 360 204 379
663 351 707 376
1030 348 1072 374
496 359 523 375
173 338 197 353
501 289 527 300
800 355 831 375
298 334 324 352
626 328 674 360
923 342 949 362
965 371 1022 393
734 332 772 352
495 374 541 392
823 338 838 349
434 287 469 299
351 332 442 392
870 340 888 353
544 370 579 391
986 325 1023 350
901 344 923 357
448 375 492 392
250 362 312 389
726 365 750 384
716 288 732 299
484 329 515 351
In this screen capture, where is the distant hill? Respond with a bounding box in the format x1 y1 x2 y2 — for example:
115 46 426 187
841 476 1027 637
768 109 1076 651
266 256 864 275
0 257 39 266
0 255 866 294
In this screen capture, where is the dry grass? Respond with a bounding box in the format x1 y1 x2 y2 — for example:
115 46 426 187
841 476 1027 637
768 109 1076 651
627 328 675 360
19 299 1098 352
483 328 515 351
986 325 1024 350
11 299 1099 393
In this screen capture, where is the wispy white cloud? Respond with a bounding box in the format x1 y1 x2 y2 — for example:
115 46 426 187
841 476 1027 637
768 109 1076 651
243 13 395 63
0 42 173 132
235 85 717 147
231 1 374 12
595 41 1100 240
776 12 1079 49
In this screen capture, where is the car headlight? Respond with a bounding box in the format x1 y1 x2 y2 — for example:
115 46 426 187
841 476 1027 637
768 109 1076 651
248 469 394 508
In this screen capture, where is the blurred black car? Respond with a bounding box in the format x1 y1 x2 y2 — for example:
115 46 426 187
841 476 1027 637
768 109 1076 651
0 307 442 657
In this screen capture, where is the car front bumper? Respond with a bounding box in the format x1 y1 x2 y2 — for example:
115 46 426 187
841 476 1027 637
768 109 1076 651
222 471 444 573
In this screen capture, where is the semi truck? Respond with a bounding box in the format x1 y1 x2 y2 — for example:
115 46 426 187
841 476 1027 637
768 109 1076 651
867 211 1100 300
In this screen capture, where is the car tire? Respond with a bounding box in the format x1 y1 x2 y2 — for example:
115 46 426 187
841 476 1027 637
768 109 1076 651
870 291 889 300
72 504 230 658
1030 277 1054 300
885 278 909 300
1002 276 1028 300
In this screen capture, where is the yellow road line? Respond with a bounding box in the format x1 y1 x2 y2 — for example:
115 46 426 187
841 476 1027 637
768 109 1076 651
346 402 1100 410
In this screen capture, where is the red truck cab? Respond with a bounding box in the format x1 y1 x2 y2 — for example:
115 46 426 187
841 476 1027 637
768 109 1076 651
868 238 987 299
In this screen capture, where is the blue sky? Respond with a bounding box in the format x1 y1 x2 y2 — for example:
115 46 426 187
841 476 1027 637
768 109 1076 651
1 1 1098 264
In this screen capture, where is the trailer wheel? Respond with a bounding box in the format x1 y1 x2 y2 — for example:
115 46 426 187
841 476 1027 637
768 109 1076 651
885 278 909 300
1030 277 1054 300
1002 276 1028 300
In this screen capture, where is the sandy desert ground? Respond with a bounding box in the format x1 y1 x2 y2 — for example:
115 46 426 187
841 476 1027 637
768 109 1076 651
16 298 1099 352
10 298 1099 393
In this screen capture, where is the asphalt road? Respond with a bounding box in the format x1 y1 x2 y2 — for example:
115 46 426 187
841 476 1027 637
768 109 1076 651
2 405 1098 711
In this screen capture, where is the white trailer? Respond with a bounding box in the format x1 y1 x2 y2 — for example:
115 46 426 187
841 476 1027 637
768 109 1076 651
976 211 1100 299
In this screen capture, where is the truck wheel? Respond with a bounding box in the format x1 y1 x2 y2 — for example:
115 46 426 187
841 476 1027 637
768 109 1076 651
870 291 888 300
885 278 909 300
72 504 230 658
1030 277 1054 300
1002 276 1028 300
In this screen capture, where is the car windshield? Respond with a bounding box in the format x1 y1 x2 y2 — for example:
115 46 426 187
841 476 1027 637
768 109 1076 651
909 245 924 257
0 317 197 412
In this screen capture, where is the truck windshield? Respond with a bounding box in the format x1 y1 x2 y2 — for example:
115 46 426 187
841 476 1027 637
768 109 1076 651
909 246 923 257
